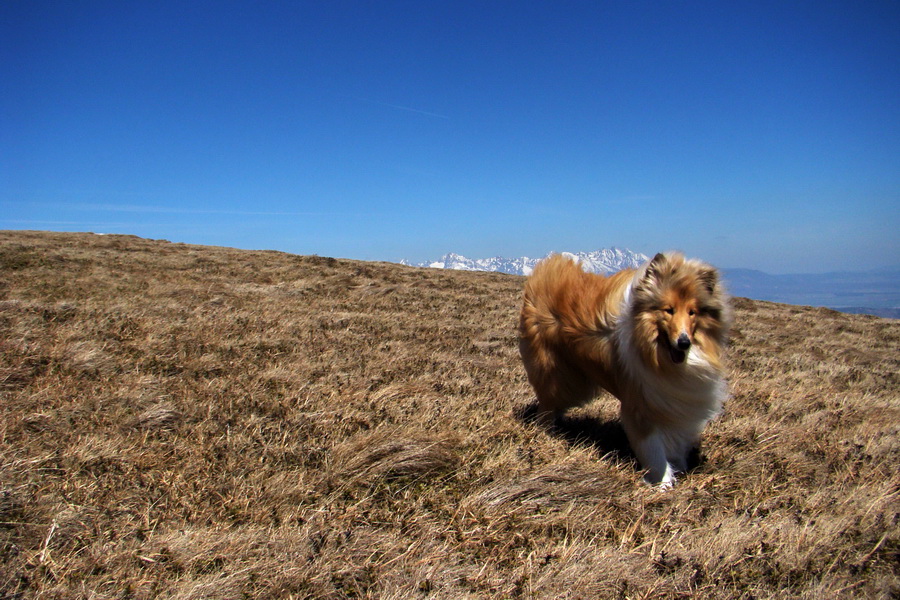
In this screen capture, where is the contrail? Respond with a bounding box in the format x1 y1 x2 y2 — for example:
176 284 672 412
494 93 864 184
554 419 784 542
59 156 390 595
374 101 451 120
348 94 450 120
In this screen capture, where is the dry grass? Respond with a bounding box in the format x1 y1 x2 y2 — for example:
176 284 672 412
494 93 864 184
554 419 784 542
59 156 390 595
0 230 897 599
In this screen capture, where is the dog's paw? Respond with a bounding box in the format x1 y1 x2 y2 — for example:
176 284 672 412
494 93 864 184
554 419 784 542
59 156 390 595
641 461 678 489
641 472 677 490
657 478 675 491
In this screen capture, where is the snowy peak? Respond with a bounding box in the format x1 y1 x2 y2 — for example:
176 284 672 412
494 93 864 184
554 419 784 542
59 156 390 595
402 248 649 276
558 248 649 275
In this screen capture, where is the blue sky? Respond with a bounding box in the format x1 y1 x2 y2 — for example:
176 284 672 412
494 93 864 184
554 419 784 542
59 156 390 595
2 1 898 274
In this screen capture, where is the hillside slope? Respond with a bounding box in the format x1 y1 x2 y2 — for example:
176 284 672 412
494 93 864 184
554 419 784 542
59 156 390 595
1 231 898 599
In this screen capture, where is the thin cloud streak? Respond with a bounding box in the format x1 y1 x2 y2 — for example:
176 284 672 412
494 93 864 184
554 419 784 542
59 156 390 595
3 219 138 227
378 102 451 120
21 202 335 217
355 96 451 120
80 203 317 216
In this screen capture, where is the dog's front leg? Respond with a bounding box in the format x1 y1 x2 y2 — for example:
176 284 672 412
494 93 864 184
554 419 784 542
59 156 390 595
630 430 677 488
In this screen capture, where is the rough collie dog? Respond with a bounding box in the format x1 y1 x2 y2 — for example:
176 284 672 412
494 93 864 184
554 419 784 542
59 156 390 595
518 252 731 487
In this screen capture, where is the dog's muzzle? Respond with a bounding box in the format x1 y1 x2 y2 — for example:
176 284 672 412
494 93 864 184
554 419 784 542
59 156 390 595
666 333 691 364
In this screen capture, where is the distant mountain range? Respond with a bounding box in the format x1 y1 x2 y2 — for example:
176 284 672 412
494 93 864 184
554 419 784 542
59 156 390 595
401 249 900 318
400 248 649 276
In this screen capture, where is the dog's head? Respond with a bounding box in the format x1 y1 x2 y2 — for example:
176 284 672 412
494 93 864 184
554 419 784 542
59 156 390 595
629 252 731 371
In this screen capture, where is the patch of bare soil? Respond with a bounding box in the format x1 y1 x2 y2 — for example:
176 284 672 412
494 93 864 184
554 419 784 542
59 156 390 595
1 231 897 599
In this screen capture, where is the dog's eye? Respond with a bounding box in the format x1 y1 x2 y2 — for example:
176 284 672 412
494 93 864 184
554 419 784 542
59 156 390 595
663 307 674 315
689 309 696 316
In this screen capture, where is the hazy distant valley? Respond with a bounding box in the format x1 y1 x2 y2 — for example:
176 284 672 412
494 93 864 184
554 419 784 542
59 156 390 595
720 267 900 318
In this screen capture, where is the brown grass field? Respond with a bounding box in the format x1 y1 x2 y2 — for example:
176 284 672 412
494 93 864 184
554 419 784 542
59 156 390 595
1 230 898 599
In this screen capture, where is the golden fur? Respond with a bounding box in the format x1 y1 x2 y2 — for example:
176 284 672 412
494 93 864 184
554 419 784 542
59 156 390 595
518 252 732 486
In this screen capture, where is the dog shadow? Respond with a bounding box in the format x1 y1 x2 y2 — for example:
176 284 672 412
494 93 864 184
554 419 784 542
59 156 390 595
514 402 704 473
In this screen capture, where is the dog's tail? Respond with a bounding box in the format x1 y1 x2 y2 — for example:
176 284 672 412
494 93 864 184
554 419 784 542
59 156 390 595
522 254 630 337
520 254 585 339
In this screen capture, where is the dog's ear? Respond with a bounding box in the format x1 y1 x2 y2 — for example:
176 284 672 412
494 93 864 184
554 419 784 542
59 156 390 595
643 253 668 284
697 266 719 295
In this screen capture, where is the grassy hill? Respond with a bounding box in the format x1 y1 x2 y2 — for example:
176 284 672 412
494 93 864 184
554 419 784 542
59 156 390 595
1 231 897 599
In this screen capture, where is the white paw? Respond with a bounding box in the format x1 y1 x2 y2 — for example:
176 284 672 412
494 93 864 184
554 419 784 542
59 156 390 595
642 464 677 489
642 474 677 490
657 478 675 491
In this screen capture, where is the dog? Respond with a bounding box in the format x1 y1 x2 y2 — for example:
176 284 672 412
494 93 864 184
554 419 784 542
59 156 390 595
518 252 731 487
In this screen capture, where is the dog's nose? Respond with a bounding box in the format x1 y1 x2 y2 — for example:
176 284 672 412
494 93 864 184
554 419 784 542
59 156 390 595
676 334 692 351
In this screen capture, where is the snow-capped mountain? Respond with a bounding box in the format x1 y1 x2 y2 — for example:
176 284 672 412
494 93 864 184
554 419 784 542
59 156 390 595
401 248 649 276
399 250 899 317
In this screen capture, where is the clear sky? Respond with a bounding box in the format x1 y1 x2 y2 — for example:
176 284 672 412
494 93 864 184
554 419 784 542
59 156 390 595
2 1 898 274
